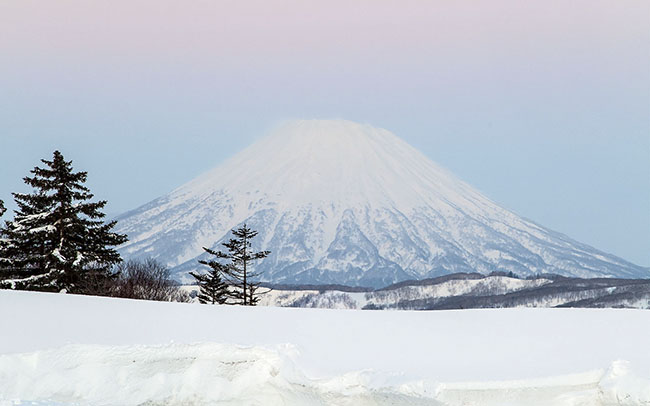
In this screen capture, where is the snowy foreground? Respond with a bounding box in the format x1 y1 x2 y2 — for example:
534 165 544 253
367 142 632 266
1 291 649 405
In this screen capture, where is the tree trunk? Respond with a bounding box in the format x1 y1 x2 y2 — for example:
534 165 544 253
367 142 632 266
243 232 247 305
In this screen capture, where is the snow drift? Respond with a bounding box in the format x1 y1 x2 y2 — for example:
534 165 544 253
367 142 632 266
114 119 647 286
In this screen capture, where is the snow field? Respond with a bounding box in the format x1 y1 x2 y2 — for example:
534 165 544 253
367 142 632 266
1 290 649 405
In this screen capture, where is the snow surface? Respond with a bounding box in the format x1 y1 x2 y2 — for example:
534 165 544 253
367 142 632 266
1 290 649 405
114 119 647 285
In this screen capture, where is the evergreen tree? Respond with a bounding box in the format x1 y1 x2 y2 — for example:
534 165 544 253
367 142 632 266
190 258 230 304
0 151 128 292
245 283 262 306
0 190 53 286
204 224 269 306
0 199 9 281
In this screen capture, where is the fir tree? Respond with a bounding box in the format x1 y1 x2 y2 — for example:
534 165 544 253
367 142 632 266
204 224 270 306
0 151 128 292
0 190 53 286
0 199 8 280
190 258 230 304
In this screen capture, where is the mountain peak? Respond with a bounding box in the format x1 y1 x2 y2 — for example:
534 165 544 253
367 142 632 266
272 118 379 138
176 119 471 210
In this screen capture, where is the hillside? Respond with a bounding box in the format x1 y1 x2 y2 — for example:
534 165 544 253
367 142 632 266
255 274 650 310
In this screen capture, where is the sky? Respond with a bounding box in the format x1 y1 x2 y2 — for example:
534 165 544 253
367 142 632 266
0 0 648 266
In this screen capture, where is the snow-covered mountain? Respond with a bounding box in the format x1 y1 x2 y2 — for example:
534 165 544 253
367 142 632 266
115 119 647 286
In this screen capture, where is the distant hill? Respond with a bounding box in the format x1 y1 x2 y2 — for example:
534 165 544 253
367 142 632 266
253 273 650 310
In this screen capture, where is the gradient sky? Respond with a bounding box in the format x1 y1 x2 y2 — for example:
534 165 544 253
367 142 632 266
0 0 648 266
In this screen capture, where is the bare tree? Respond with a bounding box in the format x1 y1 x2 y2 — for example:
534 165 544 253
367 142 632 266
112 258 179 301
75 263 119 297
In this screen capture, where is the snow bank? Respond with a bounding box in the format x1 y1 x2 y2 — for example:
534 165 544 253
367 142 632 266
0 343 439 406
1 290 649 405
1 344 648 406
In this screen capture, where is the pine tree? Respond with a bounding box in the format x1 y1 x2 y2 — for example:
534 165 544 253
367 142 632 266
0 190 54 286
0 199 9 281
203 224 270 306
190 258 230 304
0 151 128 292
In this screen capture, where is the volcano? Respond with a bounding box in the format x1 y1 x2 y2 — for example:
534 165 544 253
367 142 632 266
115 119 646 287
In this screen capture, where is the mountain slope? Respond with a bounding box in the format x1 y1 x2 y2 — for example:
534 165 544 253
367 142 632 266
115 119 647 286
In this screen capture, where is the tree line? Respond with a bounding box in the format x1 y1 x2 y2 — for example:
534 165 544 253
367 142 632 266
0 150 268 305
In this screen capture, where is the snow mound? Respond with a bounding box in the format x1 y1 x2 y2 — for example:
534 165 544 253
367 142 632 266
0 343 438 406
1 344 648 406
430 362 650 406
